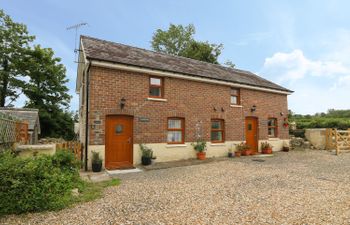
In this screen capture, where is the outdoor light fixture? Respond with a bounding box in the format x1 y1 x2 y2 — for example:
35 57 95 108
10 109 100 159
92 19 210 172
250 105 257 112
119 97 126 109
280 112 284 116
221 107 225 112
213 106 217 111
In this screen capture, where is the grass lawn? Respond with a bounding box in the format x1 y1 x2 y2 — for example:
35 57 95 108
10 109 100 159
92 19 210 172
74 179 120 204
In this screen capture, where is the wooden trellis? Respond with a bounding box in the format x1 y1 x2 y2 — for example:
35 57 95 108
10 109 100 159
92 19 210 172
326 128 350 155
0 117 28 145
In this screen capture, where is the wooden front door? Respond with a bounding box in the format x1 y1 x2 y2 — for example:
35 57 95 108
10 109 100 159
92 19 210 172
245 117 258 153
105 115 133 170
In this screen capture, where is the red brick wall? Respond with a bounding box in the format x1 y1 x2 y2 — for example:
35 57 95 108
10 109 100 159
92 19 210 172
88 66 289 145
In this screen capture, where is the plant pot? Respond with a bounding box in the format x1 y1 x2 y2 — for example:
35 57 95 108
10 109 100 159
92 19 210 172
141 156 152 166
197 152 206 160
242 149 252 156
234 151 241 157
283 147 290 152
262 148 273 154
228 152 234 158
92 161 102 172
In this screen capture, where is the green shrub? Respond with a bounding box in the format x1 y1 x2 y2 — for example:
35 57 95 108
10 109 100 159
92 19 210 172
0 150 82 215
290 129 305 138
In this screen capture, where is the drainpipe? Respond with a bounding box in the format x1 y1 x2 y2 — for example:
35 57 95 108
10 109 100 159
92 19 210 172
84 61 92 171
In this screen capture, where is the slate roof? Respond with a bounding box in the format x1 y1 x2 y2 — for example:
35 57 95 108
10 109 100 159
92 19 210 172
81 35 292 93
0 108 40 133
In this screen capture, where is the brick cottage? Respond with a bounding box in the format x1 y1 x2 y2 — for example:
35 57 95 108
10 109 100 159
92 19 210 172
76 36 293 170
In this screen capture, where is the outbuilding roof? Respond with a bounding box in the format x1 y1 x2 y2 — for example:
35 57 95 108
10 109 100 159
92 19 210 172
81 35 292 93
0 108 40 133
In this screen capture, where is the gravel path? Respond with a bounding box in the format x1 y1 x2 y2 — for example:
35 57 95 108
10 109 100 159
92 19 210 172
3 150 350 224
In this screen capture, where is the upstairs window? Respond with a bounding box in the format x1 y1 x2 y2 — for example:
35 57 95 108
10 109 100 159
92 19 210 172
167 118 184 144
268 118 278 137
230 88 240 105
211 119 225 143
149 77 163 98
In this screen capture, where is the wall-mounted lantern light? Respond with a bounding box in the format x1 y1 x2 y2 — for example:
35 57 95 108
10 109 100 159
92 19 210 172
119 97 126 109
221 107 225 112
280 112 284 116
250 105 257 112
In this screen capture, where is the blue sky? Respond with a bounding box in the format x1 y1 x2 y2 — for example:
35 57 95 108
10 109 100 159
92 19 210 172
2 0 350 114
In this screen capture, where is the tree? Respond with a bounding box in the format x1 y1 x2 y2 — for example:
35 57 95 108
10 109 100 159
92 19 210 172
22 45 74 140
151 24 223 64
224 60 236 68
0 10 34 107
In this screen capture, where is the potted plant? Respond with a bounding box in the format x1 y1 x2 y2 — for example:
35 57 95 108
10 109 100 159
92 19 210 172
140 144 154 166
261 142 273 154
234 149 242 157
192 140 207 160
237 142 251 156
91 151 102 172
283 140 290 152
228 147 234 158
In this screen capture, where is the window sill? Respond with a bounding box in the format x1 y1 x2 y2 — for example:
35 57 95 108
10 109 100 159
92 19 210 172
268 137 280 141
146 97 167 102
210 143 226 146
230 104 243 108
166 144 187 148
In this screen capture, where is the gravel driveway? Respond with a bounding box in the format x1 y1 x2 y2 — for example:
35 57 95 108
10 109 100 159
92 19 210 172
3 150 350 224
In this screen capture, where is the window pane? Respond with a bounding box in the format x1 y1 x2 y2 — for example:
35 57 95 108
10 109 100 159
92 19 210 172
211 121 222 129
150 77 161 85
211 131 222 141
150 87 161 96
268 119 276 126
268 128 275 136
167 131 182 142
231 88 238 95
168 119 181 129
231 96 237 104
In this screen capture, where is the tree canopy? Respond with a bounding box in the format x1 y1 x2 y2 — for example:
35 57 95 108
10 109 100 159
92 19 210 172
151 24 223 64
0 10 74 140
0 9 34 107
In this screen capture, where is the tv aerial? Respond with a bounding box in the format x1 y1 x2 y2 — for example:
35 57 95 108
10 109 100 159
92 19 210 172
66 22 88 62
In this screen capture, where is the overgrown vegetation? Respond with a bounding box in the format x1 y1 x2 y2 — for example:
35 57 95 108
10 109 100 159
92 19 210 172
0 150 119 216
289 109 350 130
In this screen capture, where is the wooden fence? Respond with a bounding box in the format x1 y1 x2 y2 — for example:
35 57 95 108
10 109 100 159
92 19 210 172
0 116 28 146
56 141 83 161
326 128 350 155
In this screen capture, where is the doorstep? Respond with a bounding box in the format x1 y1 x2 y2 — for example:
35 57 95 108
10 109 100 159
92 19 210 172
106 168 143 176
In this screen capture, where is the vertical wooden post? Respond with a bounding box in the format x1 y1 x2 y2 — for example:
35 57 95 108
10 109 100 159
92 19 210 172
336 129 339 155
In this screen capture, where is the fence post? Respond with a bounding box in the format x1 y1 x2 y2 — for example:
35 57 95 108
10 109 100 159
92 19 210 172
335 129 339 155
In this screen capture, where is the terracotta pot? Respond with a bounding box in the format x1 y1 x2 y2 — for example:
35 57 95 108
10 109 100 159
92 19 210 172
197 152 206 160
262 148 273 154
234 151 241 157
242 149 252 156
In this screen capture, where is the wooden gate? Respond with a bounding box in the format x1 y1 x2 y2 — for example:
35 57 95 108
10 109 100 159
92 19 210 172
326 128 350 155
56 141 82 161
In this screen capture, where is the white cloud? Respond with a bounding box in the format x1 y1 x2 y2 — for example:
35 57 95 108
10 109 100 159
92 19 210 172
262 49 350 83
260 47 350 114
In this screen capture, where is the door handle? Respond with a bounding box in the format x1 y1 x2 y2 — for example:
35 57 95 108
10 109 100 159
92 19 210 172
127 137 131 143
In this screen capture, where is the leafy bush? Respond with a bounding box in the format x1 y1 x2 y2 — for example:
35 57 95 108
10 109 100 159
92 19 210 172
139 144 154 158
0 150 82 215
290 129 305 138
